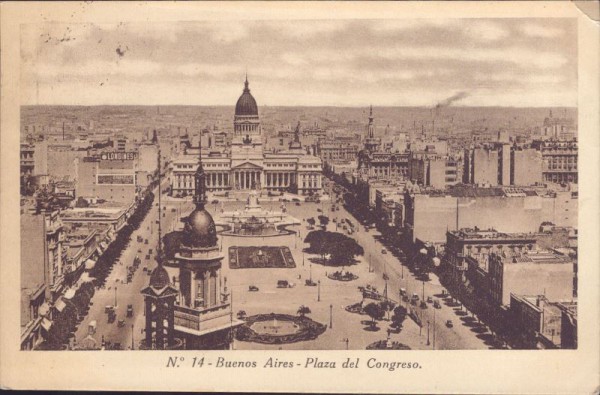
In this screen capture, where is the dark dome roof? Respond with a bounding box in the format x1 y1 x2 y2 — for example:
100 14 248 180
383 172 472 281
235 79 258 116
184 207 218 248
149 265 170 289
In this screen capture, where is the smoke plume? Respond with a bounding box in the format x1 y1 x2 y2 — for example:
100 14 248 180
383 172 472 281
434 91 469 109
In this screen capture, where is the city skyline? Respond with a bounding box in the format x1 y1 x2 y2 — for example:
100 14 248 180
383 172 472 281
21 18 577 108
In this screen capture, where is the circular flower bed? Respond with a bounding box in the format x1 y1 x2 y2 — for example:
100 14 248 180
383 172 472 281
327 271 358 282
366 340 411 350
235 313 327 344
345 302 366 315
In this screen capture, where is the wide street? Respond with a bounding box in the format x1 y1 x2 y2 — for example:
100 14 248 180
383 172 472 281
74 179 176 349
76 178 490 350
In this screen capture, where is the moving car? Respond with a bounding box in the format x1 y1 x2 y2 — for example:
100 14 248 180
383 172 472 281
446 320 453 328
381 249 387 254
127 304 133 317
248 285 259 292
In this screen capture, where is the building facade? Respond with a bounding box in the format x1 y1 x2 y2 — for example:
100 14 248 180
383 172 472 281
171 78 323 196
488 250 574 307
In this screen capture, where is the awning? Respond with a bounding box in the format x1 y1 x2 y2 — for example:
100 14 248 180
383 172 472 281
41 318 53 331
54 299 66 312
85 259 96 270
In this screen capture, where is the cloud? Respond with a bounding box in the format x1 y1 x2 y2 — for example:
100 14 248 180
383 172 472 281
466 21 509 42
520 23 564 38
20 19 577 107
33 59 162 78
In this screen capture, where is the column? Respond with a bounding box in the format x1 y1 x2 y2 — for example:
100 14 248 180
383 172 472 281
167 299 175 346
189 271 196 308
145 298 153 346
203 271 210 308
155 302 164 349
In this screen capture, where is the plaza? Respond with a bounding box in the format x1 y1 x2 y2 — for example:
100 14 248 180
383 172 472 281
164 189 490 350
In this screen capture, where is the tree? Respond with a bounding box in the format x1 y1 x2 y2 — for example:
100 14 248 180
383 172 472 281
306 217 316 227
318 215 330 228
297 305 311 317
363 302 384 328
304 230 364 266
380 300 396 321
75 196 89 208
391 305 408 328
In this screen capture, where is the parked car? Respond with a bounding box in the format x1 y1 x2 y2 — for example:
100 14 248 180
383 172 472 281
381 249 387 254
127 304 133 317
248 285 259 292
446 320 453 328
399 288 407 296
420 301 428 309
277 280 293 288
427 296 433 303
433 300 442 309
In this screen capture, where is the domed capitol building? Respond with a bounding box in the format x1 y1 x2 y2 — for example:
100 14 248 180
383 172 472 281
171 77 323 196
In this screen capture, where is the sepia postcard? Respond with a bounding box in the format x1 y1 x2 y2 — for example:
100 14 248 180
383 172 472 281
1 1 598 393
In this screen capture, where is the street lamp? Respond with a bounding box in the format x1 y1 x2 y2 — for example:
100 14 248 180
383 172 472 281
131 324 135 350
318 280 321 302
115 286 118 307
432 308 436 350
342 337 349 350
329 304 333 329
427 320 430 345
422 280 425 301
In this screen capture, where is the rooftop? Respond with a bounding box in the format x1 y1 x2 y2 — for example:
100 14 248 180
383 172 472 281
497 249 573 264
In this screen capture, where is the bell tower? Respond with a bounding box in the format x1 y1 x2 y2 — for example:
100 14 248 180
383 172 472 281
141 147 178 349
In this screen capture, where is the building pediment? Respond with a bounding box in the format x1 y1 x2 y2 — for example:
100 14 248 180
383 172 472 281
232 161 263 170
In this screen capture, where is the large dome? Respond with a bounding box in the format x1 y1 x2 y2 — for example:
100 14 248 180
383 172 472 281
235 79 258 116
183 207 218 248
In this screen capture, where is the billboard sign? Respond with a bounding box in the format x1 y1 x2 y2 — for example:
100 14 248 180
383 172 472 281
101 152 138 161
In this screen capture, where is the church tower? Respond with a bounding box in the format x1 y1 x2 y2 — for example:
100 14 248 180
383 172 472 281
170 131 241 349
365 105 381 152
141 148 178 349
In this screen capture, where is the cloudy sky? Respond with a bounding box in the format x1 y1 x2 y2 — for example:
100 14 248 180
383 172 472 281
21 18 577 107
